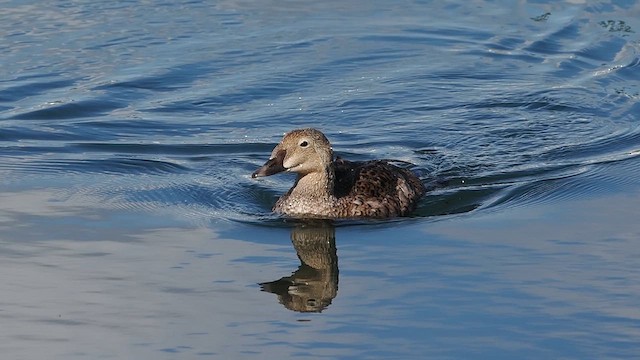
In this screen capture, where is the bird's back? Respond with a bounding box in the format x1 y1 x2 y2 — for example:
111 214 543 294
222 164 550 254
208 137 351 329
333 158 425 218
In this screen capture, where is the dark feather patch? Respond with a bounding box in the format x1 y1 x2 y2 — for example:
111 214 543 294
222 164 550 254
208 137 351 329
333 158 425 217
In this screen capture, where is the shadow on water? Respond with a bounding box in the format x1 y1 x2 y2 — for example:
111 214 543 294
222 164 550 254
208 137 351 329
260 220 338 313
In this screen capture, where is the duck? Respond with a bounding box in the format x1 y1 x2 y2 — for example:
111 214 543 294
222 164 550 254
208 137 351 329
252 128 425 219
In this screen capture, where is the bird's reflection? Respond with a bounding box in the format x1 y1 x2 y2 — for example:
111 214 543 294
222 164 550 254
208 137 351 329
260 220 338 313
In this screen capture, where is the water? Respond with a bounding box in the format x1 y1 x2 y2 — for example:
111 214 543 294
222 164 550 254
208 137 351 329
1 0 640 358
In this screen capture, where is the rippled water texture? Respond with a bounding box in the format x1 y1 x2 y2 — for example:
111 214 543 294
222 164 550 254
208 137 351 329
1 0 640 359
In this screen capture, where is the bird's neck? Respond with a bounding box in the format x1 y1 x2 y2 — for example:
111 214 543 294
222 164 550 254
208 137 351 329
290 164 336 200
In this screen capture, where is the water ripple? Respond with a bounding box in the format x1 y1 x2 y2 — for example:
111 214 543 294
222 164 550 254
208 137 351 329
0 78 78 103
0 158 188 176
10 98 127 120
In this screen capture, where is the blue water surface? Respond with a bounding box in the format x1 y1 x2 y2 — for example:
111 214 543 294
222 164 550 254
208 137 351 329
1 0 640 359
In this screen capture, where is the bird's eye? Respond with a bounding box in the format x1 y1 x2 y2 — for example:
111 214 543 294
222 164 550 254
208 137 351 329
300 141 309 147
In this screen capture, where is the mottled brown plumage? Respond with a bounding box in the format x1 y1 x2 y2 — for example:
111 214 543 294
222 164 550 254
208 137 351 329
252 128 425 219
